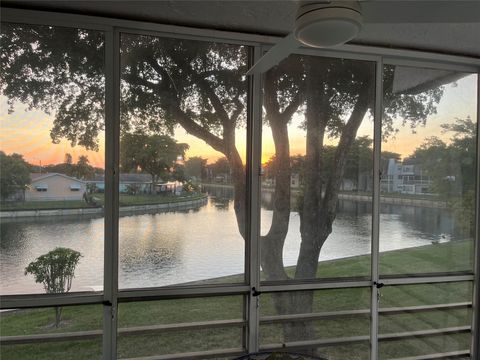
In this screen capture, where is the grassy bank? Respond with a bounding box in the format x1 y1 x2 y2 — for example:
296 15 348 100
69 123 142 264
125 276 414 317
0 192 207 211
0 200 95 211
115 192 206 206
1 240 474 360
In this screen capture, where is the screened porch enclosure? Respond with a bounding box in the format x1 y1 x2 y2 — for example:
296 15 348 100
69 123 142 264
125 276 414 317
0 7 479 360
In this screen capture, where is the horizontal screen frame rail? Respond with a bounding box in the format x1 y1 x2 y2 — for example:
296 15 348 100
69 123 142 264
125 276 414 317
379 326 471 341
120 347 246 360
117 284 250 301
0 293 103 309
0 319 246 345
390 349 471 360
261 335 370 352
261 326 471 352
259 302 472 324
260 280 372 292
380 274 474 285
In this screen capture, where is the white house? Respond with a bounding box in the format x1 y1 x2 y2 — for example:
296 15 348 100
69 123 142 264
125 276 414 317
381 158 432 195
25 173 86 201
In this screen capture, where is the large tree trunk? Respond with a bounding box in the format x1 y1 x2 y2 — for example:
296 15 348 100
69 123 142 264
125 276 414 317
223 121 247 239
260 118 291 282
260 118 295 338
158 53 373 349
287 65 372 347
277 60 330 345
171 68 370 351
258 65 304 283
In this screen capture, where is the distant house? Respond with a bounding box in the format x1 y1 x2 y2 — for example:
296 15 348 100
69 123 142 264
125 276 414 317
156 181 183 195
290 173 301 188
381 158 432 195
262 173 302 189
26 173 86 201
88 173 152 194
87 174 185 195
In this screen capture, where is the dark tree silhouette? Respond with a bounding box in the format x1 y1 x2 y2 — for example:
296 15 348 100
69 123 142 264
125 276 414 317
120 133 188 192
0 151 31 201
1 23 445 345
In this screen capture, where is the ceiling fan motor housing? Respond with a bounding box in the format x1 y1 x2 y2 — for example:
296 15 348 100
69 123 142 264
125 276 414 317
295 2 363 47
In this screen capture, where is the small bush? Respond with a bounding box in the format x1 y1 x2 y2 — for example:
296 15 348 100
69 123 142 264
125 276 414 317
25 247 82 327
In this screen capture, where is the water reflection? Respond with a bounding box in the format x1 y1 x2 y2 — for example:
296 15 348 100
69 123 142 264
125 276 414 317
202 184 234 210
0 184 466 294
381 204 455 242
0 214 104 294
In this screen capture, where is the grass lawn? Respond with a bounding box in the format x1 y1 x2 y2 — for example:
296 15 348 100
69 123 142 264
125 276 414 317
115 192 207 206
0 192 207 211
0 200 96 211
1 240 474 360
341 190 444 202
257 185 445 203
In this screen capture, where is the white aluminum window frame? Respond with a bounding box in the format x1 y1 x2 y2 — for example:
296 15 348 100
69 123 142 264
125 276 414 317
0 7 479 360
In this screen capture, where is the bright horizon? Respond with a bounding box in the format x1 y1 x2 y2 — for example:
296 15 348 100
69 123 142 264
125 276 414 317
1 75 477 169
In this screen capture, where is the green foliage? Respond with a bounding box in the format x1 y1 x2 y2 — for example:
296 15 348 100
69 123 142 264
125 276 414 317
42 153 101 180
382 65 444 139
184 156 207 180
43 162 74 177
0 151 31 201
183 180 199 193
24 247 82 327
120 34 248 136
83 192 98 206
24 247 82 294
171 163 186 182
207 157 231 178
411 117 476 236
64 153 73 165
120 133 189 191
450 190 476 238
86 182 97 194
413 118 476 193
72 155 95 180
124 183 141 195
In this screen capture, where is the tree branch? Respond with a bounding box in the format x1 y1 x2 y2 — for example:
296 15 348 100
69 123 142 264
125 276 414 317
322 83 373 229
129 64 228 155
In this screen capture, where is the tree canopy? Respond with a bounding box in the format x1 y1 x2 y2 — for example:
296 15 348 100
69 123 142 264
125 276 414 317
24 247 82 327
120 132 188 191
1 22 449 343
0 151 31 201
411 117 476 235
1 24 105 151
184 156 207 181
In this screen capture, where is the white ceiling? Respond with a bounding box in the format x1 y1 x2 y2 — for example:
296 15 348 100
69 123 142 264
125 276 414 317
3 0 480 57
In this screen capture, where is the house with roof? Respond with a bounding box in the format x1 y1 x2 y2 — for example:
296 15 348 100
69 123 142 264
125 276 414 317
88 173 184 195
25 173 86 201
88 173 153 194
381 158 432 195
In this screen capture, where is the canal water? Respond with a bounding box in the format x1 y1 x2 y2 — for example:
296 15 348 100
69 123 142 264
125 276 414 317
0 185 457 294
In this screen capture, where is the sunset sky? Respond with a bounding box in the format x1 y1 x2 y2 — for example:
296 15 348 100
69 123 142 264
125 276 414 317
0 74 477 169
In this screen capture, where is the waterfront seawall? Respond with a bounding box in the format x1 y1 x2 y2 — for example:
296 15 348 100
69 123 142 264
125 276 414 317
0 196 208 218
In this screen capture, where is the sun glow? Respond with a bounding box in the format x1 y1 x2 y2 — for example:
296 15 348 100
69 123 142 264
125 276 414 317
0 102 106 168
1 75 477 169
